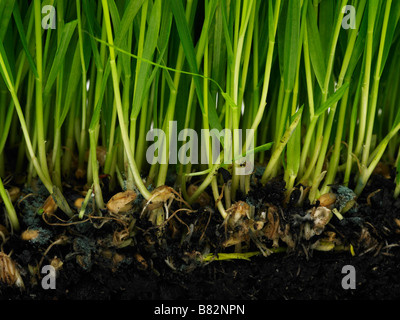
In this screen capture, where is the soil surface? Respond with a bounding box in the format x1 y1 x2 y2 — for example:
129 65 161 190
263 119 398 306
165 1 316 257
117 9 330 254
1 172 400 300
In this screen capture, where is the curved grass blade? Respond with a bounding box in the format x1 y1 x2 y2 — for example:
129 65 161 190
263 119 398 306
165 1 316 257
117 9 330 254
0 177 20 231
261 105 304 184
12 2 38 78
315 81 350 117
231 141 274 163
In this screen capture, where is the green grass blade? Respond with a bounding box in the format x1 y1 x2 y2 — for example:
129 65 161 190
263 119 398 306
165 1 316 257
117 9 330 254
12 2 38 78
108 0 121 32
59 42 83 128
392 103 400 131
268 0 274 42
221 0 234 69
43 19 77 101
286 115 301 182
261 105 304 184
114 0 146 49
0 177 20 231
0 0 15 41
82 0 102 69
131 0 162 120
314 81 350 117
345 2 368 79
306 0 326 91
0 102 14 153
0 40 54 193
0 40 15 88
207 91 223 133
89 63 111 130
52 186 74 218
318 0 334 58
379 0 400 77
211 3 226 102
230 141 274 163
168 0 204 115
283 0 301 91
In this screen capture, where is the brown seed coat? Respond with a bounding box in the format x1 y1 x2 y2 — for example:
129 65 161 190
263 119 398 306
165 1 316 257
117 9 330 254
106 190 137 214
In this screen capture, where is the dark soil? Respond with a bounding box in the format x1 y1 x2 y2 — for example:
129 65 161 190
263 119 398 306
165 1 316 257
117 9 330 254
1 173 400 300
4 248 400 300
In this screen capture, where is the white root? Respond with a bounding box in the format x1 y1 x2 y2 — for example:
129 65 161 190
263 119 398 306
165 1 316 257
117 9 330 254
141 186 190 220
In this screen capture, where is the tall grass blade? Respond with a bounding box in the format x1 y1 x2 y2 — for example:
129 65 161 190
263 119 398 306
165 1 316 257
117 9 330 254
12 3 38 78
44 20 77 101
306 0 326 91
131 0 162 120
283 0 300 91
168 0 204 115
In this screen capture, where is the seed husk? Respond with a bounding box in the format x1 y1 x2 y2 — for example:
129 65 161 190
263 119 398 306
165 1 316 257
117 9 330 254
372 162 391 179
318 193 337 209
144 186 176 211
226 201 250 228
106 190 137 214
42 195 58 215
50 256 63 271
0 252 25 289
112 253 125 267
74 197 85 210
21 229 40 241
264 206 280 242
394 218 400 229
134 253 148 270
0 186 21 204
311 206 333 235
187 184 211 207
8 186 20 203
312 240 335 251
85 146 107 167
